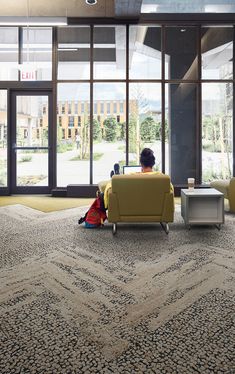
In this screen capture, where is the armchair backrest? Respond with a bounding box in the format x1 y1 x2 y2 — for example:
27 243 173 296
111 173 171 216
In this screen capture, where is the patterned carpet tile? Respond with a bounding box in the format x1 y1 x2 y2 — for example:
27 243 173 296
0 205 235 373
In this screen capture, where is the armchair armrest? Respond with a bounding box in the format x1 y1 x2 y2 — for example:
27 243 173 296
228 178 235 212
162 191 175 222
107 192 119 223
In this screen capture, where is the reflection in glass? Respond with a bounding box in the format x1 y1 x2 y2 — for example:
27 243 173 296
16 96 48 147
57 83 90 186
16 150 48 186
0 28 18 80
94 26 126 79
167 83 197 184
58 27 90 80
165 27 198 80
93 83 126 184
201 27 233 79
129 83 162 169
129 26 161 79
22 27 52 81
202 83 233 183
0 91 7 187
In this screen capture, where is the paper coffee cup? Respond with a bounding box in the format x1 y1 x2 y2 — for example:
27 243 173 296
188 178 195 190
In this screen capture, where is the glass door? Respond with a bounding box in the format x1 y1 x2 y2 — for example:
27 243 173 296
11 91 53 193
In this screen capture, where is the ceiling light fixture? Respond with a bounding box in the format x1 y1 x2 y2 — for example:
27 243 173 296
0 16 67 26
86 0 97 5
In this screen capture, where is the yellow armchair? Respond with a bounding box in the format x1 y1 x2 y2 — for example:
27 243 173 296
210 177 235 213
107 173 174 234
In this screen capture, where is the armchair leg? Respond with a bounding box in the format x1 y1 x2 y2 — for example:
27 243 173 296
112 223 117 235
160 222 169 235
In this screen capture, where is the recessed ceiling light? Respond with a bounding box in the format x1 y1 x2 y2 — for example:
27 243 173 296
180 29 186 32
86 0 97 5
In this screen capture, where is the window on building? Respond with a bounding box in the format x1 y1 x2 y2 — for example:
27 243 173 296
94 102 97 114
69 116 74 127
62 129 65 139
78 115 81 126
120 102 124 113
107 103 110 114
100 103 104 114
74 103 78 114
61 104 65 114
39 118 43 127
117 115 120 123
24 129 28 139
58 116 62 126
43 106 47 115
113 102 117 113
37 129 40 139
68 128 72 138
68 102 71 114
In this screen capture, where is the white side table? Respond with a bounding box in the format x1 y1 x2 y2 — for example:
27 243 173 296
181 188 224 229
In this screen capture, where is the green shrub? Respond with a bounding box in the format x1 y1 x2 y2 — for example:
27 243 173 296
103 117 117 142
70 152 103 161
19 155 32 162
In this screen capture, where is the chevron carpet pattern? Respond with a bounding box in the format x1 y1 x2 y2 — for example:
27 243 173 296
0 205 235 374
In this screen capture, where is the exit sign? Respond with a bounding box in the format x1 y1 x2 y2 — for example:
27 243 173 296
21 70 37 81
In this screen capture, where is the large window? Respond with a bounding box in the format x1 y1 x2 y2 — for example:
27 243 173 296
21 27 52 81
93 83 126 184
57 27 90 80
0 28 18 80
57 83 90 186
129 83 162 169
202 27 233 79
202 83 233 182
94 26 126 79
0 90 7 187
129 25 161 79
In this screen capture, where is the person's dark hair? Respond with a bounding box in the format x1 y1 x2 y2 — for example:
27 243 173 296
140 148 155 168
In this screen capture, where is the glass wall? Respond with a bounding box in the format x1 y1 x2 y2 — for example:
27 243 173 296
129 83 162 169
0 90 7 187
57 26 90 80
202 27 233 79
57 83 90 186
93 83 126 184
94 26 126 79
0 24 234 192
129 25 161 79
0 28 18 80
202 83 233 182
21 27 52 81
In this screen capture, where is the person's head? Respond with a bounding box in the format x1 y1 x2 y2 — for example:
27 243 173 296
140 148 155 171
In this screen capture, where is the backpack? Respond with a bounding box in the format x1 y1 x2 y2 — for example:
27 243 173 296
78 193 107 228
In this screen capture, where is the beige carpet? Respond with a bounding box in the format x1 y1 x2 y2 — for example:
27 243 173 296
0 195 94 212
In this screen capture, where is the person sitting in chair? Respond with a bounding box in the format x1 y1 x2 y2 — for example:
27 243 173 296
102 148 172 209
